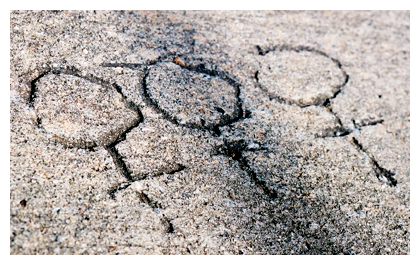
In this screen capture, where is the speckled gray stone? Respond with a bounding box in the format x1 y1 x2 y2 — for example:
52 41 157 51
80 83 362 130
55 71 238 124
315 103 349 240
34 73 139 148
146 61 239 129
10 10 409 255
257 49 347 106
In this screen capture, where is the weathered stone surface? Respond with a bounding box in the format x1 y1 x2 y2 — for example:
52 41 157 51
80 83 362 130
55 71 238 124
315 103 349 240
145 61 240 131
34 73 139 148
257 49 346 107
10 10 410 255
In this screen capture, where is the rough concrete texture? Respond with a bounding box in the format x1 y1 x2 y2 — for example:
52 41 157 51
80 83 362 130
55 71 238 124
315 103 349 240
10 11 409 254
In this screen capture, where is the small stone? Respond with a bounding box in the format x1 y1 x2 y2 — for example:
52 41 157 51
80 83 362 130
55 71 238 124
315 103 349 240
310 222 319 229
355 210 366 218
115 67 124 74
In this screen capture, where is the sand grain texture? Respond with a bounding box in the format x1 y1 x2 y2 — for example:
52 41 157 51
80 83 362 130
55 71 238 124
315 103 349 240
10 11 409 254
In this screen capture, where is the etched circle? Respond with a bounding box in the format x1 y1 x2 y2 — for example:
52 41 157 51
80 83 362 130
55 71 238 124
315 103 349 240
145 62 240 131
34 73 139 148
258 49 346 106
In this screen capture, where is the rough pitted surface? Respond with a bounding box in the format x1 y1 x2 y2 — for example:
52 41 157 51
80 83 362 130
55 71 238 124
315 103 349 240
146 61 239 130
116 124 180 178
34 73 139 148
10 11 409 255
257 49 346 106
115 119 218 180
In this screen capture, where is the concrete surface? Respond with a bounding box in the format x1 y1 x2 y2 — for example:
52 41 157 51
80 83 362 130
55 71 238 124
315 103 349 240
10 10 410 254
